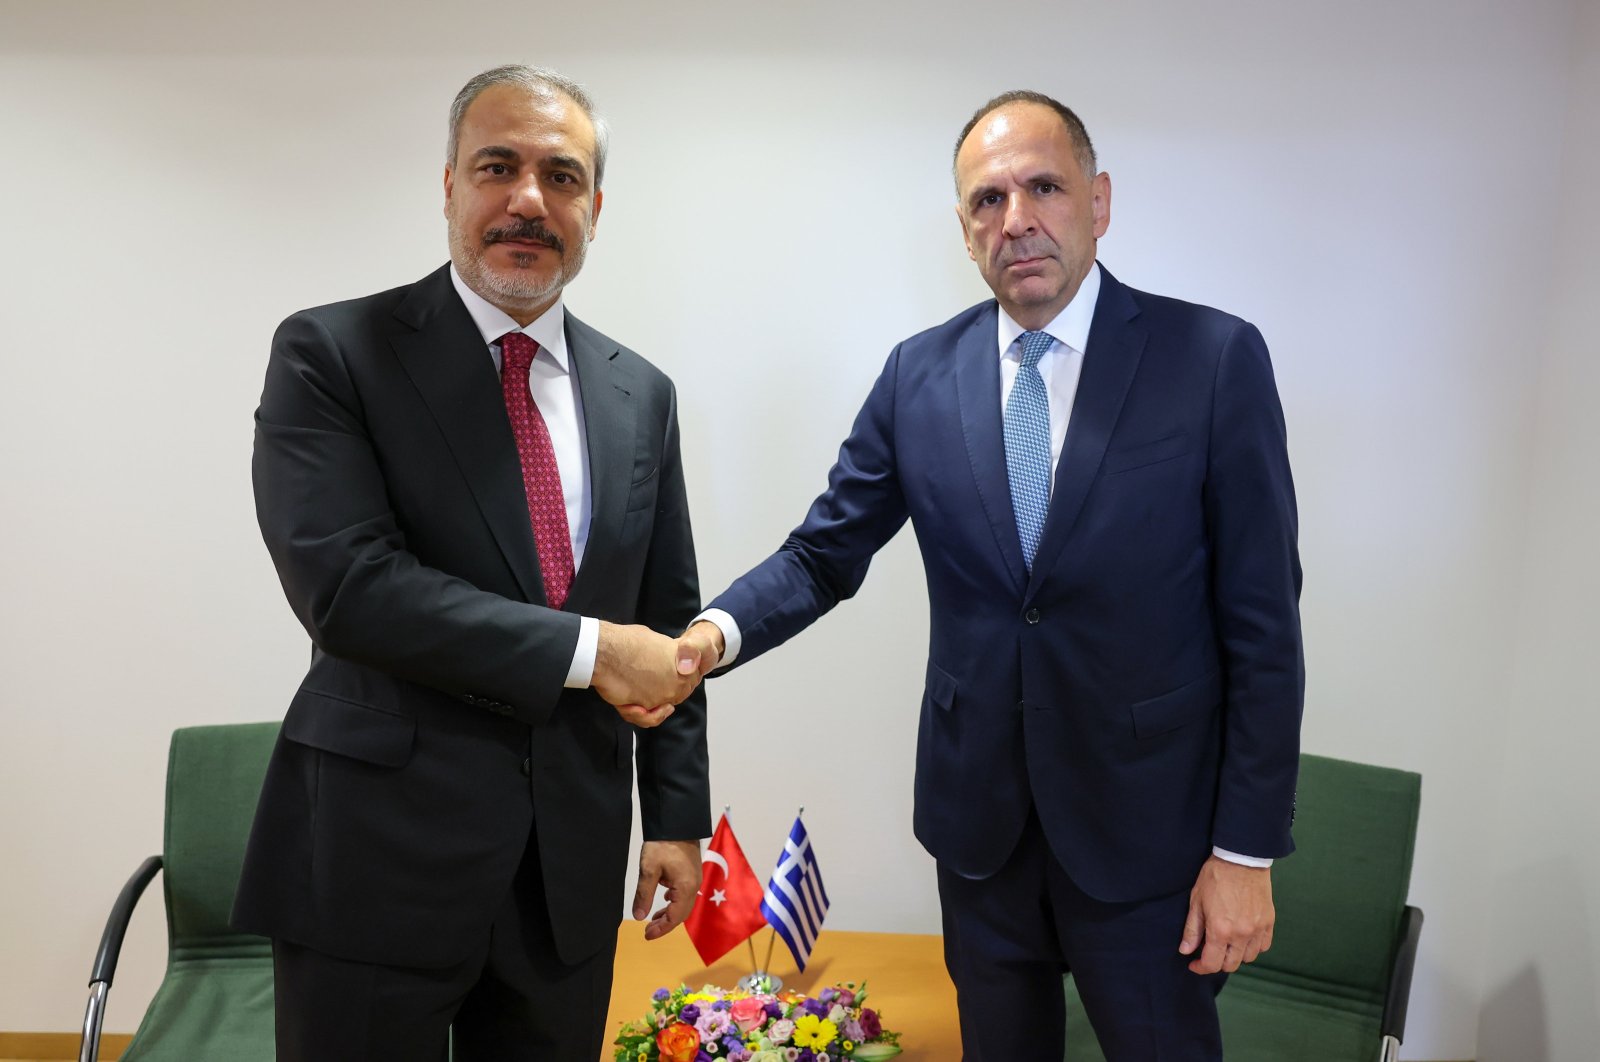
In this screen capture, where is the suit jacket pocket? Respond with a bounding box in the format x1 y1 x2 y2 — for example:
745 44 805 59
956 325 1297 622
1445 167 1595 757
1130 669 1222 739
1103 432 1190 475
624 465 660 512
925 660 958 712
283 688 416 767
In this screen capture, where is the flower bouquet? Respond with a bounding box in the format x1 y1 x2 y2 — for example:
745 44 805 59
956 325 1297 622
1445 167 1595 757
614 981 903 1062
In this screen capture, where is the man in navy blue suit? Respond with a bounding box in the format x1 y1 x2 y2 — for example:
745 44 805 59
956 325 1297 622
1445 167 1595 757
675 91 1304 1060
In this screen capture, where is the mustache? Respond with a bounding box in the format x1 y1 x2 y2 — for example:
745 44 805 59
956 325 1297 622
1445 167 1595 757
483 219 565 254
997 239 1056 267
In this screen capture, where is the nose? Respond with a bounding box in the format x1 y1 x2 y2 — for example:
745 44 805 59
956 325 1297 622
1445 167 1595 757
506 174 546 219
1003 192 1036 238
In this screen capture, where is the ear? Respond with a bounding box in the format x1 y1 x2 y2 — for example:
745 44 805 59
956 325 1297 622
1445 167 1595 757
588 188 604 239
1090 171 1112 239
956 203 976 262
443 164 455 219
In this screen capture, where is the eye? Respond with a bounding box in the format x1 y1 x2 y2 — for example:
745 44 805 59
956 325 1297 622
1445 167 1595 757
1036 182 1057 195
482 163 511 177
550 172 574 185
979 193 1002 208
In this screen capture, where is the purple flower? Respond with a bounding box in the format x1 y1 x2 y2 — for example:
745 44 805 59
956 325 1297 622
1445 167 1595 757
680 1003 701 1024
653 988 672 1002
801 998 829 1019
694 1052 714 1062
712 999 731 1011
798 1050 817 1062
722 1033 744 1053
764 1001 784 1020
858 1008 882 1039
819 988 838 1003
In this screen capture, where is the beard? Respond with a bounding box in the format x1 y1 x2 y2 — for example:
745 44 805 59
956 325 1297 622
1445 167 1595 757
448 213 589 310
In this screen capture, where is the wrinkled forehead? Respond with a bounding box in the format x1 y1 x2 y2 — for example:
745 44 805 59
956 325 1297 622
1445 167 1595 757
955 103 1078 191
455 84 597 165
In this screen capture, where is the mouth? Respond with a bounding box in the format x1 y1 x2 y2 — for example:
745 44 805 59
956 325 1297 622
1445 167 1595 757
1005 255 1048 269
495 238 558 253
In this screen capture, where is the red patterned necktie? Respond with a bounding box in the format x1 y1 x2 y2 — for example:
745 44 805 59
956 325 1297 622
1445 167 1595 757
498 332 574 609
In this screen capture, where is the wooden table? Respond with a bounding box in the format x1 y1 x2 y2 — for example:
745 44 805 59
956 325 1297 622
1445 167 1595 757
605 925 960 1061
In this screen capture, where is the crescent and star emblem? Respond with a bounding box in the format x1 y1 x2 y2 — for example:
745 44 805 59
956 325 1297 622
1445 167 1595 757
700 850 730 906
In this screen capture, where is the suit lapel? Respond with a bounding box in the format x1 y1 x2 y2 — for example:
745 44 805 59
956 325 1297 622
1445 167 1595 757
563 312 635 613
1025 268 1147 601
389 266 546 605
955 303 1029 596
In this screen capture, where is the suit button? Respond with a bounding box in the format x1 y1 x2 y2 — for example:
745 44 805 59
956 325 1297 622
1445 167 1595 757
1025 608 1041 625
520 757 532 777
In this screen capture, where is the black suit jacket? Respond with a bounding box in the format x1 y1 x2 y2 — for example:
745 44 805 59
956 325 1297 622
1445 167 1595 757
232 264 710 968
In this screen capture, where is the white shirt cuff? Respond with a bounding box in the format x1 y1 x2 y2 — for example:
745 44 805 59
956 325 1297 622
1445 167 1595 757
1212 846 1273 868
564 616 600 688
692 608 742 669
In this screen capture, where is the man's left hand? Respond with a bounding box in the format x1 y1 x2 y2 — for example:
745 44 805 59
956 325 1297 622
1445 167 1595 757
632 839 702 941
1178 855 1274 974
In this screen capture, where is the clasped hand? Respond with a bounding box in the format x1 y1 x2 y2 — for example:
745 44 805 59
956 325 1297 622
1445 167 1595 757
592 620 724 727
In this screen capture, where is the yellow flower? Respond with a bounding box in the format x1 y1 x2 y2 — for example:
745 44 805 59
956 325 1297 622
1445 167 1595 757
843 1042 856 1052
792 1014 838 1050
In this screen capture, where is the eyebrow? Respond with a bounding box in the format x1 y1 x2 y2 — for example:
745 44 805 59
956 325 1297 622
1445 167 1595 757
470 145 519 163
966 182 1002 209
544 154 590 181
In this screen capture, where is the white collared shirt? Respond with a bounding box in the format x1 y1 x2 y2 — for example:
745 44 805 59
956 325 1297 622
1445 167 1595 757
995 260 1099 485
449 266 598 687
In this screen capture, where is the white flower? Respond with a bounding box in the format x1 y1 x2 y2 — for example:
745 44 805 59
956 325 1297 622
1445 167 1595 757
827 1003 847 1025
768 1019 795 1045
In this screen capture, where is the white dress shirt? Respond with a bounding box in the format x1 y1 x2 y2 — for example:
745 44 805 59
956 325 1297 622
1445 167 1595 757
449 267 599 687
697 262 1269 866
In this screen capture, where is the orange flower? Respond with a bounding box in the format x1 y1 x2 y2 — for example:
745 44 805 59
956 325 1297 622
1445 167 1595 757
656 1022 701 1062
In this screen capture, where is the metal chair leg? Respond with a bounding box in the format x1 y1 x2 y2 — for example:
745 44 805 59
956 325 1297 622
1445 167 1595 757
80 981 110 1062
1379 1033 1401 1062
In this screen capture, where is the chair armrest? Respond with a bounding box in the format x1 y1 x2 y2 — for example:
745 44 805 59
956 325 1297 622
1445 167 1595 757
1380 904 1424 1042
89 855 162 986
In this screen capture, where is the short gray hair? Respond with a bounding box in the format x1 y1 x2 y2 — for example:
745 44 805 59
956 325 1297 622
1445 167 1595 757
446 64 612 188
953 90 1096 190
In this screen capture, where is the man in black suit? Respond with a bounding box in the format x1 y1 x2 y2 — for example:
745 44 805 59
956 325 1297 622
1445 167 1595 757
233 64 711 1061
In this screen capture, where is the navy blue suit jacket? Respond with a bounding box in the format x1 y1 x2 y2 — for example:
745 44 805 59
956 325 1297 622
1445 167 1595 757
709 265 1303 903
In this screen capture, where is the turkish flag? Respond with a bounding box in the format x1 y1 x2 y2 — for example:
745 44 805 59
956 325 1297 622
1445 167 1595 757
683 814 769 966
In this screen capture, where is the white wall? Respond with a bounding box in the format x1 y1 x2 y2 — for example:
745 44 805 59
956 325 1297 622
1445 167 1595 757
1476 0 1600 1058
0 2 1590 1057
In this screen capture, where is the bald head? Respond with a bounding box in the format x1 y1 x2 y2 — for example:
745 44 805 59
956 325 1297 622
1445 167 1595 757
953 90 1096 191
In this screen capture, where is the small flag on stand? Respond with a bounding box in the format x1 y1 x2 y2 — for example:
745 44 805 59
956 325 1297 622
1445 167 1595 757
683 812 770 966
760 814 830 971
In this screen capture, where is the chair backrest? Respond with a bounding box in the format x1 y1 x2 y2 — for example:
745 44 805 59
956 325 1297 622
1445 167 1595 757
1241 752 1421 1011
161 722 280 962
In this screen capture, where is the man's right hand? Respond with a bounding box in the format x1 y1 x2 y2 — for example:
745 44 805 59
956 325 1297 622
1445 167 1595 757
593 622 707 726
675 620 724 681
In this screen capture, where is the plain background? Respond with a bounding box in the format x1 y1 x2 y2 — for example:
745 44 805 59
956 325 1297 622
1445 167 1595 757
2 2 1597 1059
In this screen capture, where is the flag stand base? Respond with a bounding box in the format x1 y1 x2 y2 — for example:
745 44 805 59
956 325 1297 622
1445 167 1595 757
736 971 784 993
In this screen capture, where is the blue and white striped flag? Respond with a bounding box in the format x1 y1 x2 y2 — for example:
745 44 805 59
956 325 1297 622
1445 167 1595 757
760 815 830 971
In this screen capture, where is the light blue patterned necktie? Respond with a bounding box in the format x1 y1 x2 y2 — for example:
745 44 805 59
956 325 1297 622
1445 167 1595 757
1004 330 1054 570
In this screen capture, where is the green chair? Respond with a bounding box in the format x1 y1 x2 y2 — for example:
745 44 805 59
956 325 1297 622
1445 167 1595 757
1065 752 1424 1062
79 722 280 1062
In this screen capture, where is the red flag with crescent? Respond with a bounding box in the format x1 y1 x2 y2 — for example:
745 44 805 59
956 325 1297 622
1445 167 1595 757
683 813 769 965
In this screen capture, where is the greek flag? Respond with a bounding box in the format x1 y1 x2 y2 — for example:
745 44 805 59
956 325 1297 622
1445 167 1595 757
760 816 830 971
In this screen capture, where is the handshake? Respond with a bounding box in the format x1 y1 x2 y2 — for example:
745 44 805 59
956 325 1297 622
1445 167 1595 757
592 619 725 727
